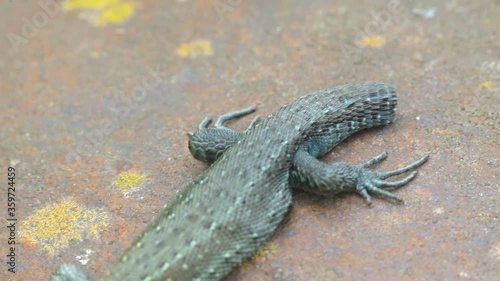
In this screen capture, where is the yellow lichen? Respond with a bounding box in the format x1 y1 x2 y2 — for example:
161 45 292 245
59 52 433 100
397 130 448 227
20 199 108 254
357 36 385 48
481 81 496 91
64 0 136 26
176 40 214 58
239 242 276 271
114 172 143 190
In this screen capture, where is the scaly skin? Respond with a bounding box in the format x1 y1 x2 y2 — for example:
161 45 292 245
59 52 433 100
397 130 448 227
50 82 428 281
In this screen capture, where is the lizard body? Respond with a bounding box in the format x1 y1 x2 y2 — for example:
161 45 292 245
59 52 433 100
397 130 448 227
50 82 428 281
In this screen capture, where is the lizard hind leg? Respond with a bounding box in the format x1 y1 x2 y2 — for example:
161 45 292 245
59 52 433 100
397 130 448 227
213 106 260 133
214 106 257 128
291 149 429 204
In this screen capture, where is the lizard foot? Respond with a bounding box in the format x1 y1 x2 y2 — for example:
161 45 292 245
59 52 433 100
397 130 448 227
188 106 259 134
355 152 429 204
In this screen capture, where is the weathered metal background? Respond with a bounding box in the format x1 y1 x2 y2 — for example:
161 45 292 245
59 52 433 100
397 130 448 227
0 0 498 280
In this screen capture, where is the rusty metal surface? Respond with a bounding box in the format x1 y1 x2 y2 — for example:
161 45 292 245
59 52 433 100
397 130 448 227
0 0 498 280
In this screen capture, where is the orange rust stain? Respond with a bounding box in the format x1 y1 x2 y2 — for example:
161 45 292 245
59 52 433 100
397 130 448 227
25 145 37 154
432 129 462 136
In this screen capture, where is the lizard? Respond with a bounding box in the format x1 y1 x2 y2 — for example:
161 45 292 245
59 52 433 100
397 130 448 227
50 82 428 281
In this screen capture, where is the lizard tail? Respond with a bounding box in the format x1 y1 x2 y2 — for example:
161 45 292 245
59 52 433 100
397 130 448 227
355 81 398 128
301 82 397 157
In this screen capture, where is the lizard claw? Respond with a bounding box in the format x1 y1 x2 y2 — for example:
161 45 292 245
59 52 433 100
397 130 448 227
355 153 429 204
